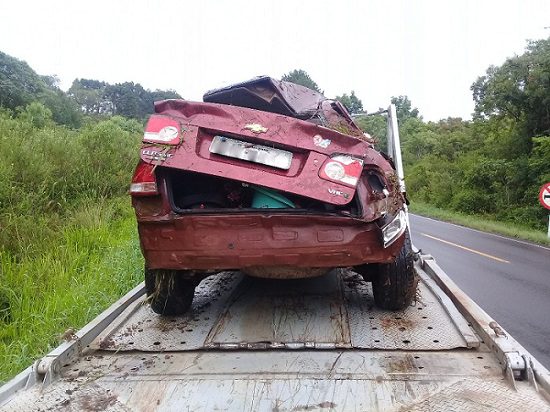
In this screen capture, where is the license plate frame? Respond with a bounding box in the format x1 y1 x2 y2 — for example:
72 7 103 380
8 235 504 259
209 135 293 170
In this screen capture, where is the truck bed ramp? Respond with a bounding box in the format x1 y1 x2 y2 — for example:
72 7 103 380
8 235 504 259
1 257 549 411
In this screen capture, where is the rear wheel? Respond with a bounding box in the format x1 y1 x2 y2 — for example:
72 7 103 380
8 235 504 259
371 229 417 310
145 269 197 316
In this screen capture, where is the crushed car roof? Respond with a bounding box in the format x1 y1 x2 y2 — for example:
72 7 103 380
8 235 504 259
203 76 363 136
203 76 325 119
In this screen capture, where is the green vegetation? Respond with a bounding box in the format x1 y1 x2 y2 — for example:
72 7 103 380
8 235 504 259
68 78 181 119
335 91 363 115
281 69 323 93
0 49 178 383
0 105 142 258
0 51 181 124
0 51 81 127
0 104 144 382
355 38 550 240
0 205 143 382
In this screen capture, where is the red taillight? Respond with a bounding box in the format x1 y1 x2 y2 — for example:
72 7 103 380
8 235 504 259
143 115 180 145
130 162 159 196
319 155 364 187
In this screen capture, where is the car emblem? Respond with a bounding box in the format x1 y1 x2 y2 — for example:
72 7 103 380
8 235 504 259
142 149 173 160
328 188 349 199
313 135 331 148
244 123 268 134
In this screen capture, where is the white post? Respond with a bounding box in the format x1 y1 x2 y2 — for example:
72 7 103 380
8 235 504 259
547 215 550 239
387 104 413 247
387 104 406 193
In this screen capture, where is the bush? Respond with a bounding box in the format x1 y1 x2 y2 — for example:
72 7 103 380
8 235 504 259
451 189 494 214
0 106 144 382
0 105 142 258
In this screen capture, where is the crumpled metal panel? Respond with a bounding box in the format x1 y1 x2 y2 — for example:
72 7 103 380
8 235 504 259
203 76 327 119
140 214 404 272
202 76 362 136
146 99 395 207
95 269 475 352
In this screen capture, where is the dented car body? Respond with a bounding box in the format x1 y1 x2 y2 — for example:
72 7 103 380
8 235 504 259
131 77 413 315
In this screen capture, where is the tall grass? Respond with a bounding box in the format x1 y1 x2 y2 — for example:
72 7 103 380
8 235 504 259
0 203 143 382
0 104 145 382
0 105 142 257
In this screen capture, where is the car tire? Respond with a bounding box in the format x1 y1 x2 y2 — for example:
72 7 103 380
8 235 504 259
145 269 197 316
372 229 417 310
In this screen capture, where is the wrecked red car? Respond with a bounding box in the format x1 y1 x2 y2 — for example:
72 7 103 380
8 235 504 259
130 76 414 315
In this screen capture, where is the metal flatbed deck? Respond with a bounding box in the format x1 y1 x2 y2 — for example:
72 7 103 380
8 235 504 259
1 256 549 411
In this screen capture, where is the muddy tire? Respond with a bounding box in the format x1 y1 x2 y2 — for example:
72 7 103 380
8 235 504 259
372 230 416 310
145 269 197 316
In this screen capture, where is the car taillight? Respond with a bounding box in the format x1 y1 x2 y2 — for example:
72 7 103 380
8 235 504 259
143 115 180 145
319 155 364 187
130 162 159 196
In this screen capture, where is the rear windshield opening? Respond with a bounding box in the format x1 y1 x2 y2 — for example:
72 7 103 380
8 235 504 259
164 169 360 216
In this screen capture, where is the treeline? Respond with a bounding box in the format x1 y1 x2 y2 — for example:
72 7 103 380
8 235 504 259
283 38 550 231
0 51 181 128
67 79 180 120
266 62 550 230
356 38 550 231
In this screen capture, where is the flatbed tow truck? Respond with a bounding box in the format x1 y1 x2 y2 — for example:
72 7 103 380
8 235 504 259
1 106 549 411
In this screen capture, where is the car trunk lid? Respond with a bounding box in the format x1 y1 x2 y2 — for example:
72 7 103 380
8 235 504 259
140 100 394 206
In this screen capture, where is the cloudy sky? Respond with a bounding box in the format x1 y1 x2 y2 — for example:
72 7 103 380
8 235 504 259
1 0 549 121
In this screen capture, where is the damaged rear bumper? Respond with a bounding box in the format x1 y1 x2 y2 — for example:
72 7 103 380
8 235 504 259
138 213 404 271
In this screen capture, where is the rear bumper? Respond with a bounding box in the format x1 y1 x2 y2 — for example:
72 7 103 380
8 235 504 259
138 213 404 271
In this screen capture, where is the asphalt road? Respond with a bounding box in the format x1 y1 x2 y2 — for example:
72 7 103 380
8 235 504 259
410 214 550 370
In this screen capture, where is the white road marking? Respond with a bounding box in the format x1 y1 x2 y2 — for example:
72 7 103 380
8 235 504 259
412 214 550 251
420 233 510 264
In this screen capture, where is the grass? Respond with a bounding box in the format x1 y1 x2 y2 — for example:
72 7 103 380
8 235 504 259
0 106 145 384
410 200 550 247
0 199 143 383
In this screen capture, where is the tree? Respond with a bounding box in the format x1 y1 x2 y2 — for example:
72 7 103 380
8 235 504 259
391 96 419 123
67 79 112 115
105 82 182 119
471 37 550 138
355 114 387 150
41 75 60 89
0 51 81 127
38 88 82 127
335 91 363 114
150 89 181 102
105 82 147 119
281 69 322 93
0 51 43 109
68 79 182 119
17 101 53 128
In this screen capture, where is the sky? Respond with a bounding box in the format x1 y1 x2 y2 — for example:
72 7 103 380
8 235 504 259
0 0 549 121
